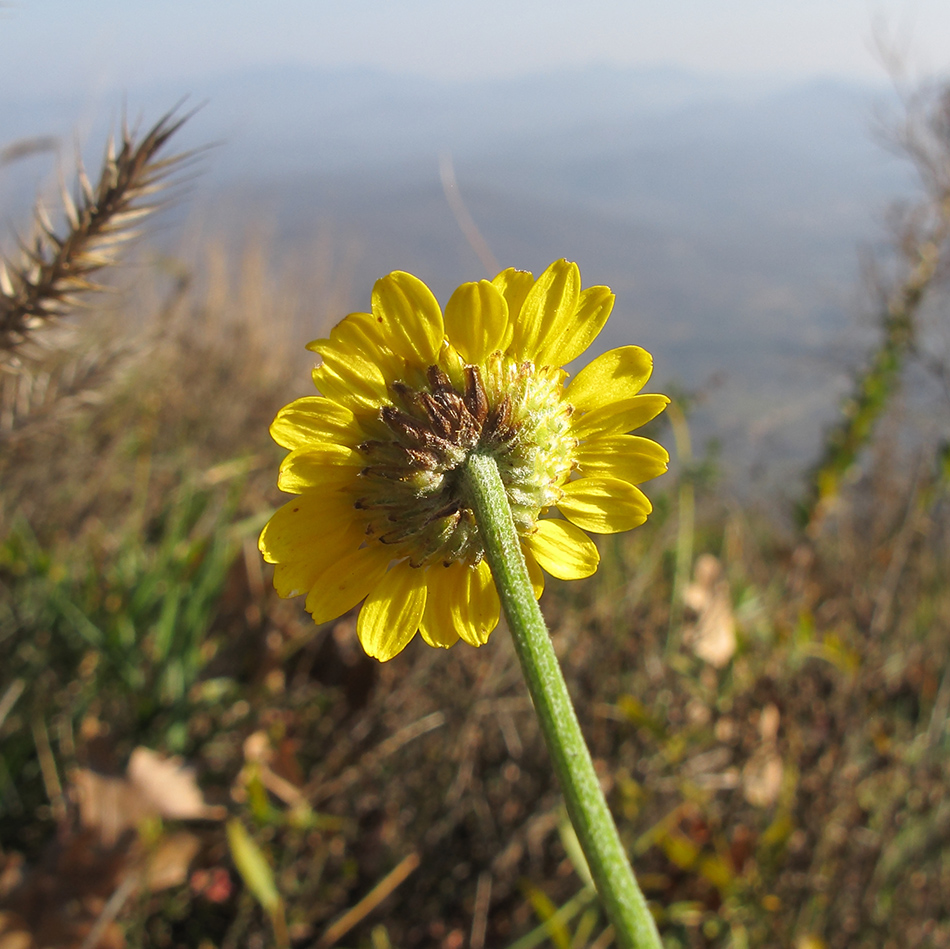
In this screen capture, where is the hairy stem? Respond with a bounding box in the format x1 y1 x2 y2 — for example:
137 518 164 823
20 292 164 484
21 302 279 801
462 451 662 949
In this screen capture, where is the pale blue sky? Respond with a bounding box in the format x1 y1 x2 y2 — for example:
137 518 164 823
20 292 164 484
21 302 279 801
1 0 949 97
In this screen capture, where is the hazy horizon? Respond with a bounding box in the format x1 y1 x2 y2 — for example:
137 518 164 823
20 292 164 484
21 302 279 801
0 39 943 495
2 0 949 97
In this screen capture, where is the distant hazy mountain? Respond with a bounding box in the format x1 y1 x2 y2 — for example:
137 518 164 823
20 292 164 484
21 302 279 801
0 65 916 494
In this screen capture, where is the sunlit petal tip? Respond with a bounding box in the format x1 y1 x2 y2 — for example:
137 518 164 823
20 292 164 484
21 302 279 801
357 562 428 661
575 434 671 485
269 397 361 451
540 283 615 366
491 266 534 296
258 494 358 565
509 259 581 362
443 279 508 365
565 345 654 413
372 271 445 365
273 560 325 599
419 615 460 649
457 560 501 645
558 477 653 534
306 310 375 354
490 267 535 349
525 519 600 580
571 393 670 439
277 442 364 495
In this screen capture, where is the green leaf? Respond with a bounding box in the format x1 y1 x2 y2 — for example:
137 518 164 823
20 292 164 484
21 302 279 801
227 818 281 915
520 880 572 949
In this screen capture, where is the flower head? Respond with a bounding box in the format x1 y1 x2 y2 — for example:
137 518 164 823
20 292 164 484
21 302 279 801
259 259 669 660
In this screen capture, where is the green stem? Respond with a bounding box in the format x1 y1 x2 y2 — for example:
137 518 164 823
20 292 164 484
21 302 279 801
462 452 662 949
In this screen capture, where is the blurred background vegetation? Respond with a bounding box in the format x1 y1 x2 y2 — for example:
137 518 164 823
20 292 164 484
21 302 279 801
2 28 950 949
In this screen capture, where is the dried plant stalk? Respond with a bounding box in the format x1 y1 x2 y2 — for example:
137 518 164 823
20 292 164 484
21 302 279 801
0 338 132 435
0 106 194 361
802 84 950 529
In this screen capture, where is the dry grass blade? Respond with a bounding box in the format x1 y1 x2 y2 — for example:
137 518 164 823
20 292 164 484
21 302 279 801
0 337 133 435
315 852 421 949
0 135 59 167
0 105 196 361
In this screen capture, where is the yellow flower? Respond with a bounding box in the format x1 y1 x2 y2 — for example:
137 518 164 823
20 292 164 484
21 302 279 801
259 259 669 661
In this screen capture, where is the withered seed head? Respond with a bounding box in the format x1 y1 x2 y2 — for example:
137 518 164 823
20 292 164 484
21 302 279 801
381 405 456 454
483 396 514 445
353 360 572 568
418 391 457 439
426 365 455 393
463 365 489 424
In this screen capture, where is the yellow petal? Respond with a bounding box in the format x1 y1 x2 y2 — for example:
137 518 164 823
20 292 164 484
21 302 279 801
269 397 362 451
310 344 386 385
274 550 363 599
308 311 406 385
491 267 534 352
259 493 358 564
522 545 546 599
309 309 385 350
357 561 428 661
371 271 444 365
443 280 508 364
305 544 391 625
491 267 534 317
277 444 362 494
565 346 654 413
536 284 614 367
524 519 600 580
308 310 400 389
419 560 500 648
558 477 653 533
419 564 463 648
436 341 467 390
273 560 322 599
508 259 580 363
311 360 388 412
572 394 670 439
456 560 501 646
575 435 670 484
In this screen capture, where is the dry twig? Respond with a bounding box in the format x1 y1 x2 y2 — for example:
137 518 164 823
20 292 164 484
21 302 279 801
0 106 195 362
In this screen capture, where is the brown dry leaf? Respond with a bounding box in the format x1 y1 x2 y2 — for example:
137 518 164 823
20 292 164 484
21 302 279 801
742 705 784 808
0 831 127 949
0 911 33 949
0 854 24 900
2 748 217 949
72 770 151 847
143 831 202 892
683 554 737 668
73 747 225 847
127 748 226 822
0 934 32 949
742 752 784 808
759 703 781 743
683 553 721 612
0 831 200 949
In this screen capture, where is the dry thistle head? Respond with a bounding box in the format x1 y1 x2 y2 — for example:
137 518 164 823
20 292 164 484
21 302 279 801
0 106 196 363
